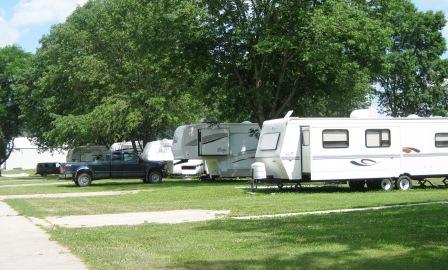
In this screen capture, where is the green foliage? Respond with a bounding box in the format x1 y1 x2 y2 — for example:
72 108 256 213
20 0 448 149
21 0 205 149
375 0 448 116
196 0 392 123
0 45 31 166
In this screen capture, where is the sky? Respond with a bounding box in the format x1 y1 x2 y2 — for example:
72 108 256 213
0 0 448 53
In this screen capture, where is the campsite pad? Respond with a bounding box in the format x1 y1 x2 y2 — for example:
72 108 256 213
44 210 230 228
1 173 30 178
0 190 152 200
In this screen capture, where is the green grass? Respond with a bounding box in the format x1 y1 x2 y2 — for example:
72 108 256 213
3 175 448 269
50 204 448 270
7 178 448 218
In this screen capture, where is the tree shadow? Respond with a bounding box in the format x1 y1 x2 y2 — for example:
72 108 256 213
173 205 448 270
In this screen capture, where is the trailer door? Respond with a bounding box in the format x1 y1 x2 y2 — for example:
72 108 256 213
199 128 230 156
301 126 311 173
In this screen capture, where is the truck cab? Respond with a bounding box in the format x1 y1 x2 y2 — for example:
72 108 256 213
60 150 166 187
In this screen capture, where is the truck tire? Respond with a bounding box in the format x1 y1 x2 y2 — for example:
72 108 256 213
76 173 92 187
396 175 413 191
145 171 162 184
380 178 394 191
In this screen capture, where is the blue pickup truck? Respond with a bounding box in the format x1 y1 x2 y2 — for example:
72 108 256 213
60 150 166 187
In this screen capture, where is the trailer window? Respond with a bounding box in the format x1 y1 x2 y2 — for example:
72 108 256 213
302 130 310 146
259 133 280 151
435 133 448 147
366 129 390 148
322 130 349 148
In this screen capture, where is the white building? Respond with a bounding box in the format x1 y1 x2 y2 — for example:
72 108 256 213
2 137 67 170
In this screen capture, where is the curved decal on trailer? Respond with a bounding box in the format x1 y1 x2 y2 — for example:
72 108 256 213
402 147 420 154
350 159 378 167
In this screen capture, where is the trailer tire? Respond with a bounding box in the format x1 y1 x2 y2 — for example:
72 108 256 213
380 178 394 191
145 171 163 184
366 180 381 190
397 175 413 191
76 173 92 187
349 180 365 190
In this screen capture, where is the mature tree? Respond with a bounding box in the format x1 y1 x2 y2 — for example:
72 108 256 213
21 0 204 151
0 46 31 172
195 0 393 123
375 0 448 116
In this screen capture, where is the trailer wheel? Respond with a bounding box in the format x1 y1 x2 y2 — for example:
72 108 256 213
397 175 413 191
380 178 394 191
76 173 92 187
349 181 365 190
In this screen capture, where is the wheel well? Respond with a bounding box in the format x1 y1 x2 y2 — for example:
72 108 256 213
398 173 412 179
76 170 93 179
147 169 162 176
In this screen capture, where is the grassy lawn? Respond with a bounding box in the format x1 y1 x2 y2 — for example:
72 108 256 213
6 178 448 218
50 204 448 270
2 174 448 269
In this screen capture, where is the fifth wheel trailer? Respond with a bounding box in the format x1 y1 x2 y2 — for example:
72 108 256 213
172 122 260 178
141 139 205 176
252 111 448 191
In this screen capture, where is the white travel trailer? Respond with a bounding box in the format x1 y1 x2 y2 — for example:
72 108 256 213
141 139 204 176
172 122 260 178
252 110 448 191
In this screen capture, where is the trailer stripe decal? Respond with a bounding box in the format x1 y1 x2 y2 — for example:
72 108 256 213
403 153 448 157
313 154 400 160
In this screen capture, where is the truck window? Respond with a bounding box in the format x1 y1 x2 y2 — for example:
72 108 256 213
322 130 349 148
112 152 122 161
435 133 448 148
259 133 280 151
123 152 139 162
366 129 390 148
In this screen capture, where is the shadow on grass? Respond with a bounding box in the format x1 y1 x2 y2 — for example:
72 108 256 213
176 205 448 270
73 178 251 189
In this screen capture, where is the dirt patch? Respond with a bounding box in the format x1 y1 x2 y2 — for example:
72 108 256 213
0 190 152 200
45 209 230 228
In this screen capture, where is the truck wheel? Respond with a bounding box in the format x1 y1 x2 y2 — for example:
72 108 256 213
397 175 413 191
76 173 92 187
380 178 394 191
146 171 162 184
